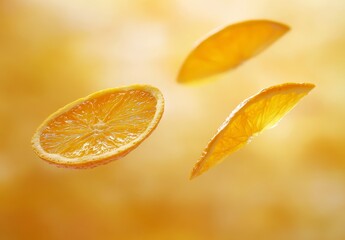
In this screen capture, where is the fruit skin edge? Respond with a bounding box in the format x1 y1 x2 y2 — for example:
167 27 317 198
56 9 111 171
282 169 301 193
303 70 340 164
190 82 315 179
31 84 165 169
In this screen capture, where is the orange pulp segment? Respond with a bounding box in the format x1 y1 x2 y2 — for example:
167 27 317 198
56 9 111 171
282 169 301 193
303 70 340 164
191 83 315 179
178 20 290 83
31 84 164 168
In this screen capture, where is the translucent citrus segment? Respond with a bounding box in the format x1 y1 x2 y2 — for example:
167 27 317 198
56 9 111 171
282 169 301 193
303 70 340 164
191 83 315 179
178 20 290 83
31 84 164 168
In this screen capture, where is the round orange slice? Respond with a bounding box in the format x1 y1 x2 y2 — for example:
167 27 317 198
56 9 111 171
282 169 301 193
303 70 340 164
31 84 164 168
191 83 315 179
178 20 290 83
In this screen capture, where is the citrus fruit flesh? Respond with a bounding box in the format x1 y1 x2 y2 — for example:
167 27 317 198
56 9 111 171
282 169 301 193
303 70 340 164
191 83 315 179
31 84 164 168
178 20 290 83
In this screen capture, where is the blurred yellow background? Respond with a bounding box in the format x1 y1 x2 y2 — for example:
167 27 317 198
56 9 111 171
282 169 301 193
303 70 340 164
1 0 345 239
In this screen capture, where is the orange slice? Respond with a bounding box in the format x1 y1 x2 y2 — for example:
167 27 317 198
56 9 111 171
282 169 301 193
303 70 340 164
31 84 164 168
178 20 290 83
191 83 315 179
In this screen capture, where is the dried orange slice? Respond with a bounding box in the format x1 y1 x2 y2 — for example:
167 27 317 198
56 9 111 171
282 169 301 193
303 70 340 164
178 20 290 83
31 84 164 168
191 83 315 179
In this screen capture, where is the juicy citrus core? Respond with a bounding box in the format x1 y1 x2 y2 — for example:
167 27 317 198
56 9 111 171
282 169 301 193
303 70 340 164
32 85 164 168
178 20 290 83
191 83 315 179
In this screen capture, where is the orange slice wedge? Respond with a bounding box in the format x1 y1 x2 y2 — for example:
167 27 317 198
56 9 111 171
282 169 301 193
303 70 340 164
31 84 164 168
178 20 290 83
191 83 315 179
